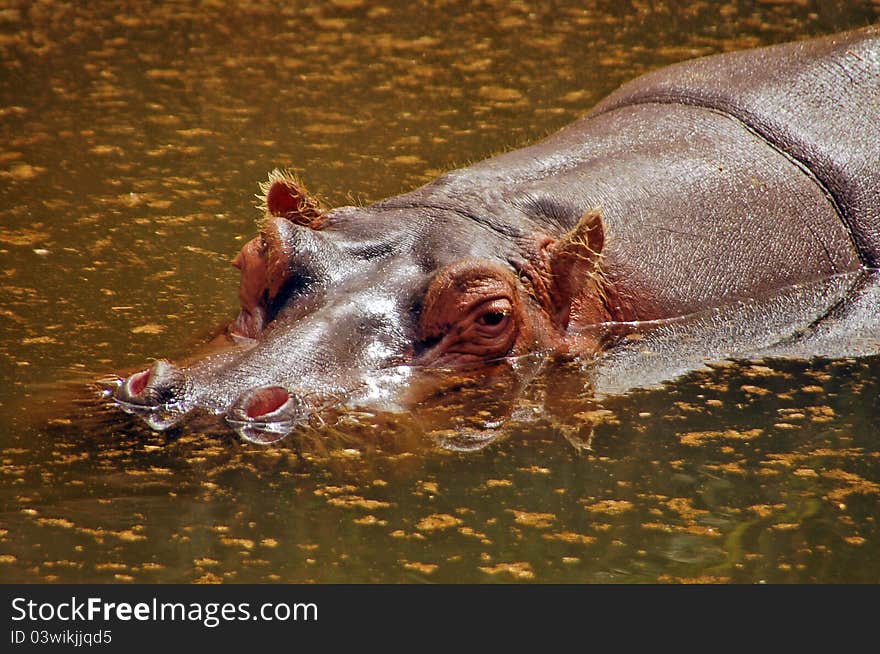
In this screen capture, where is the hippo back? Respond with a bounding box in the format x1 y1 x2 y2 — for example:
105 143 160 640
590 26 880 267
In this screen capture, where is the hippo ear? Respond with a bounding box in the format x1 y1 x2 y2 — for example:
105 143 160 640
544 207 606 329
258 169 326 229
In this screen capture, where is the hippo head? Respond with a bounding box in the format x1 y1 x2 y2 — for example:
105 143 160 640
113 171 616 443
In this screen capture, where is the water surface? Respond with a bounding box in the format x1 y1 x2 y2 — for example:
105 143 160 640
1 0 879 583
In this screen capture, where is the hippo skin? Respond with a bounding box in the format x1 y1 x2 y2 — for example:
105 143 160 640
113 27 880 438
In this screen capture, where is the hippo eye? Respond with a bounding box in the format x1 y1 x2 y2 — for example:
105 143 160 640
472 298 513 336
416 263 521 366
476 307 509 329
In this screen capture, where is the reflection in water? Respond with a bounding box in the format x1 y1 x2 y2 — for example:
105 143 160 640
1 351 878 583
1 1 879 583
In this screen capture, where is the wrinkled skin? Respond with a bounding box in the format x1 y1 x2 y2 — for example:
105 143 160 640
113 27 880 440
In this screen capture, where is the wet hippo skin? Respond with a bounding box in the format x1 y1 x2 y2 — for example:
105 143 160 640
112 26 880 438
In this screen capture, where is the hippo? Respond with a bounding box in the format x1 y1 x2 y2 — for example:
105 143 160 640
112 27 880 442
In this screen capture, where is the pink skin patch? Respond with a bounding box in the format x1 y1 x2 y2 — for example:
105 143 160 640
127 368 151 396
244 386 291 419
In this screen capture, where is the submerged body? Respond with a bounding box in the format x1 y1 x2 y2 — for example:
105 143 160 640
114 27 880 439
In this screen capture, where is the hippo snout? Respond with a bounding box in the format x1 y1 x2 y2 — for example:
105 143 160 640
113 361 315 441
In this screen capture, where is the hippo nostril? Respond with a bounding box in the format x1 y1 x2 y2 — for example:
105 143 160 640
244 386 291 419
227 385 309 445
231 385 305 422
126 368 151 397
111 360 189 431
115 360 184 407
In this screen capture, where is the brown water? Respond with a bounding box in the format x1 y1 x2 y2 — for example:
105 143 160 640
1 1 879 583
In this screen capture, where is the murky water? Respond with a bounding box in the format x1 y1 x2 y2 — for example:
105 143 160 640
1 1 879 583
